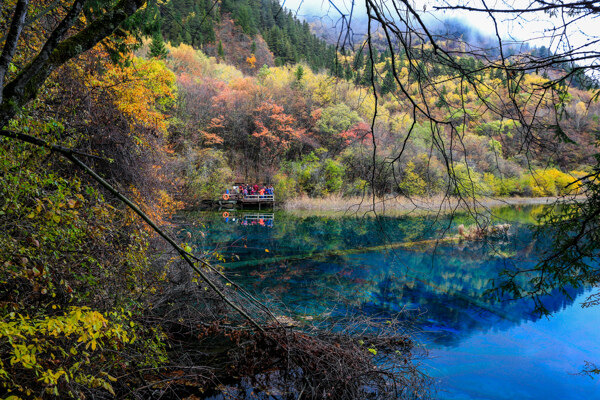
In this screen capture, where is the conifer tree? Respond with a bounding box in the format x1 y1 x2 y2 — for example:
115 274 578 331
361 55 374 86
149 32 169 59
217 40 225 59
381 72 395 95
380 61 396 95
345 64 353 81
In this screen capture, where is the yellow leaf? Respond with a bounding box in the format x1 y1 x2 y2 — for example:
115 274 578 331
265 249 270 253
103 381 116 396
101 371 118 382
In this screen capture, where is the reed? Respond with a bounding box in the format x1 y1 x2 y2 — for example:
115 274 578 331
282 194 563 214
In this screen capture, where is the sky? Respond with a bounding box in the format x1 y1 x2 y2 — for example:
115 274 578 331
282 0 600 58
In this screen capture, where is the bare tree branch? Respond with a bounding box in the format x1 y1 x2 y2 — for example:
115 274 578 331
0 0 29 105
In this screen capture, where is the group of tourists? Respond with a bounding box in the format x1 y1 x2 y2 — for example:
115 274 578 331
234 184 274 197
240 217 274 227
222 214 275 227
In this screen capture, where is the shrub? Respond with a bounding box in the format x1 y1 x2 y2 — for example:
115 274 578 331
344 179 369 197
185 148 234 201
523 168 579 197
286 151 347 197
323 159 345 194
451 163 489 197
273 172 297 202
0 307 166 398
399 161 427 196
483 173 519 196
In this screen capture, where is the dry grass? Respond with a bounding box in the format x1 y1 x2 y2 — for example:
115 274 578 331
282 194 564 215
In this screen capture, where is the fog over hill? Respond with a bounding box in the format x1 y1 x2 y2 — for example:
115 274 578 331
283 0 555 60
304 9 531 60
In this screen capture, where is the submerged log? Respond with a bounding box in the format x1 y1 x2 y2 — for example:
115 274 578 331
457 223 511 240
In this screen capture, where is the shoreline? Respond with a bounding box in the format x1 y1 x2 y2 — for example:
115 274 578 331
279 195 575 215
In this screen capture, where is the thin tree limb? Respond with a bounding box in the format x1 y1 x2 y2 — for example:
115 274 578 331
0 0 63 44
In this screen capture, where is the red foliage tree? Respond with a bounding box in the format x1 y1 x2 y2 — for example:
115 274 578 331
251 100 306 168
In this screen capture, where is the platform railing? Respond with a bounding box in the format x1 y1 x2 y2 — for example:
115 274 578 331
243 213 275 221
241 194 275 202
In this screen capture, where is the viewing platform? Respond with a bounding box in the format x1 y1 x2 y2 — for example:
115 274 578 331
238 194 274 205
221 212 275 227
208 193 275 209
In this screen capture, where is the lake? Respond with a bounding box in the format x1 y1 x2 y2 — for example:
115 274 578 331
178 205 600 399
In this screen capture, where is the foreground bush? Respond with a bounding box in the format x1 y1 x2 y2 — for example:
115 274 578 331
0 307 166 398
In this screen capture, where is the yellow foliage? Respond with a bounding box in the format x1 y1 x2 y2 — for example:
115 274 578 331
0 307 159 398
261 66 294 90
165 42 207 75
525 168 581 197
128 186 182 234
523 73 550 88
575 101 588 116
89 56 176 137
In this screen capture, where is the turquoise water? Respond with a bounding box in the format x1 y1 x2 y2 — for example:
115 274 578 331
179 206 600 399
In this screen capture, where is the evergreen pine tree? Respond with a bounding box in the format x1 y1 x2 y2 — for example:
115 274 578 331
149 32 169 59
184 30 192 44
345 63 353 81
353 50 364 70
361 56 374 86
380 63 396 95
292 65 305 88
175 33 183 46
435 85 448 107
217 40 225 59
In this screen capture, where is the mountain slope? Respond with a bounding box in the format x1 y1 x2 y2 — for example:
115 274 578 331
159 0 337 72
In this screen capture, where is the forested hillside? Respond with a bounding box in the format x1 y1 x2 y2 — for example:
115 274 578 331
158 0 337 71
161 42 596 202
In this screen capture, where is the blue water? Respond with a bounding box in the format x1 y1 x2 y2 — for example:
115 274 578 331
426 298 600 399
179 206 600 399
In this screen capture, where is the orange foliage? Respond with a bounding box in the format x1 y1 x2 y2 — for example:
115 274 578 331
246 54 257 68
252 100 306 163
166 43 205 76
340 122 372 146
202 116 226 145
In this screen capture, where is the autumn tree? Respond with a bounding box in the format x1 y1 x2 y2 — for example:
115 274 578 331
251 99 305 174
0 0 152 129
315 103 363 154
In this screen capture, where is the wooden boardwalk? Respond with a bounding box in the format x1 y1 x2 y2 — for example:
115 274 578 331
214 193 275 209
239 194 274 204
